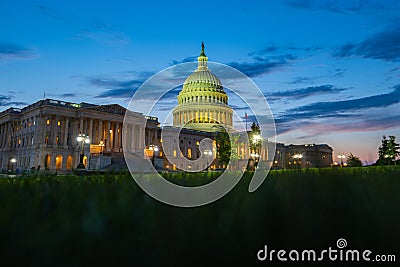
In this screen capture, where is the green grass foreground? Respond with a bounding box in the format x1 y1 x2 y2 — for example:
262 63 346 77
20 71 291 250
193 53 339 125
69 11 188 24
0 167 399 266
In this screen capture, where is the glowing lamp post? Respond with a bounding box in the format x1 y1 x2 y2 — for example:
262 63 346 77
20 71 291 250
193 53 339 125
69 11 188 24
204 149 213 171
10 158 16 172
293 154 303 169
250 134 262 170
149 145 159 165
338 154 346 167
99 139 105 155
77 133 90 169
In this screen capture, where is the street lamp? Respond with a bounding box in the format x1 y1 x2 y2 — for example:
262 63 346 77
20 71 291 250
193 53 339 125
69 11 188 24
251 134 262 170
149 145 159 165
293 154 303 169
338 154 346 167
204 149 213 171
10 158 16 172
77 133 90 169
99 139 105 155
250 152 260 170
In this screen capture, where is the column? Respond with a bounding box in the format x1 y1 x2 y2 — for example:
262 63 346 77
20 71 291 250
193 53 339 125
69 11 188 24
0 123 5 148
34 116 42 147
106 121 111 151
64 118 69 148
139 125 145 151
110 123 114 150
89 119 93 142
73 119 79 146
79 118 83 133
147 128 151 146
52 116 58 147
115 123 120 151
98 120 103 141
4 123 8 148
130 124 135 152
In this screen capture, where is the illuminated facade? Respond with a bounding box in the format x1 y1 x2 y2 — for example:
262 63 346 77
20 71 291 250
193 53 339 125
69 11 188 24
172 43 233 132
0 99 153 172
272 143 333 169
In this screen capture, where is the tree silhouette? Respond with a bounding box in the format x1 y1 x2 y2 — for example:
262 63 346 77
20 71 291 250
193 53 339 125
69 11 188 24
214 126 240 167
377 135 400 165
347 153 362 167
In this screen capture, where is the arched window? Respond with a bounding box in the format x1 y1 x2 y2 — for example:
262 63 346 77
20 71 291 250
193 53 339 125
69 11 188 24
83 156 88 168
45 154 51 170
66 156 73 170
187 148 192 159
55 155 62 170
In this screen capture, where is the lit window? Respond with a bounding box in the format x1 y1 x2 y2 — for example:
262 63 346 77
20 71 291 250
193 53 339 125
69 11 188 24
57 121 61 126
159 151 163 157
45 136 49 144
160 138 162 143
196 141 200 146
56 136 59 145
187 148 192 159
46 119 50 125
173 150 177 157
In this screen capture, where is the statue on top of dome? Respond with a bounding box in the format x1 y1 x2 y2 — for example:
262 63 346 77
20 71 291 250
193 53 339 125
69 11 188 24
200 41 206 57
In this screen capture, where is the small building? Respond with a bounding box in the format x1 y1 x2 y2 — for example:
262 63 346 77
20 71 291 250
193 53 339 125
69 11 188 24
272 143 333 169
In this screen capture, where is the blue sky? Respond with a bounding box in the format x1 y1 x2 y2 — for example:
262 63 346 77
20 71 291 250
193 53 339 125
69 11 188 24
1 0 400 163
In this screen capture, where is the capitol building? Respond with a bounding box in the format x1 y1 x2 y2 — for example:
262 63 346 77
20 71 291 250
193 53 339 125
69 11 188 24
0 43 333 172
